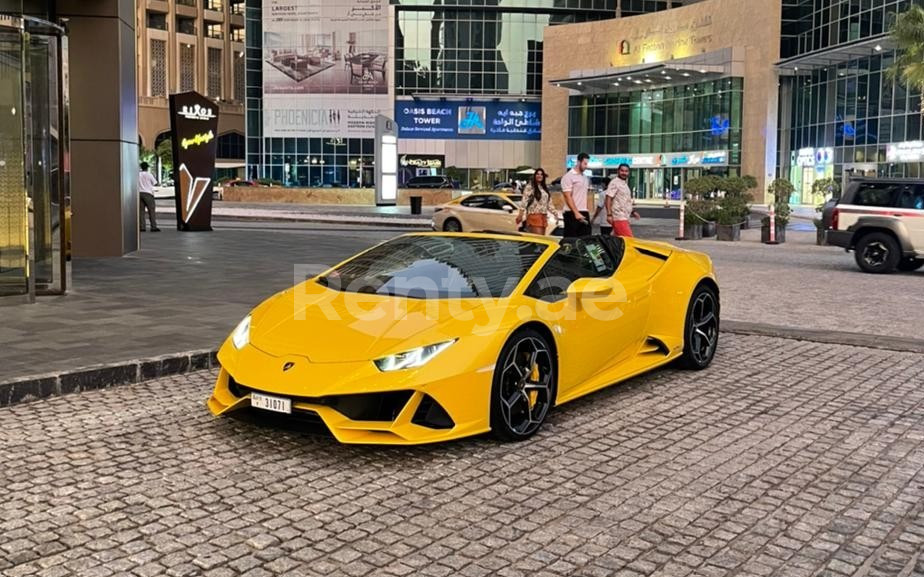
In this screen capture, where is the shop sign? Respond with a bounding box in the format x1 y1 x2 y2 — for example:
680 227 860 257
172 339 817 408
169 91 220 231
796 147 833 167
887 141 924 163
396 100 541 141
570 151 727 169
400 155 444 169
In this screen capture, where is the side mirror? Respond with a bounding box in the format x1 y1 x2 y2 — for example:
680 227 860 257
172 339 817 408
503 205 514 213
566 277 614 301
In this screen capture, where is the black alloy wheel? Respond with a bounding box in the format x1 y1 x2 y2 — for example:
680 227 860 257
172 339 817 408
855 232 901 274
490 328 556 441
678 284 719 370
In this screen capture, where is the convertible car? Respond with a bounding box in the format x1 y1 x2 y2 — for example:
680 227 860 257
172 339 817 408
207 232 719 445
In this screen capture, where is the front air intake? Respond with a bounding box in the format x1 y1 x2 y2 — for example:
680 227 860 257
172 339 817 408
411 395 454 430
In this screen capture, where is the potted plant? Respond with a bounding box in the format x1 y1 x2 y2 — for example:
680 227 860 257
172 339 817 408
683 199 706 240
723 176 753 228
716 193 748 241
701 201 718 237
811 177 840 245
762 179 794 244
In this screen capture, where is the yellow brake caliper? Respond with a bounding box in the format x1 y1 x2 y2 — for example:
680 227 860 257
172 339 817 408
528 363 540 409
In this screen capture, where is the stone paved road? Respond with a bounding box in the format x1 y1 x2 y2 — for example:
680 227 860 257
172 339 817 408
3 334 923 577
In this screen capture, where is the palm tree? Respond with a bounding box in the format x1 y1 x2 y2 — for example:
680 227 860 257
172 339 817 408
887 5 924 132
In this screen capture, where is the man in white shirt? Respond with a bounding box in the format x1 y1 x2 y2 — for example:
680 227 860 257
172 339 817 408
604 163 640 237
561 152 591 237
138 162 160 232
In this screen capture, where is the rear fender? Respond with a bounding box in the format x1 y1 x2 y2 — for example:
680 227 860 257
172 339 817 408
849 217 915 255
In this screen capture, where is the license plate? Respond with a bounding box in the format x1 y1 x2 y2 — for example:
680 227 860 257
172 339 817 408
250 392 292 414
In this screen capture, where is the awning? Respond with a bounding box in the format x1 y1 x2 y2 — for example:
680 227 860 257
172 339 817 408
549 48 734 94
776 34 894 73
216 160 245 169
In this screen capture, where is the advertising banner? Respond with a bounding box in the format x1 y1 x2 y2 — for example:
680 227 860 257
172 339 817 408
395 100 541 141
263 0 390 138
169 91 220 231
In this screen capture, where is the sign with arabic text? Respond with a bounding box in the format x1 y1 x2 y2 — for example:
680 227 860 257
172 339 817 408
395 100 542 141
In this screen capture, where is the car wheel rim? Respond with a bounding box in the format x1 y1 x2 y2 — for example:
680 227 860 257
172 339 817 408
499 337 553 436
690 292 718 366
445 221 461 232
862 242 888 267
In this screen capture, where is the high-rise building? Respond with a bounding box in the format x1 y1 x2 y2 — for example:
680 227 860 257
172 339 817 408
137 0 247 180
778 1 917 204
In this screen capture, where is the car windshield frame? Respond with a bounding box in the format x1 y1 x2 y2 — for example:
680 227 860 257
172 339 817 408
316 235 550 300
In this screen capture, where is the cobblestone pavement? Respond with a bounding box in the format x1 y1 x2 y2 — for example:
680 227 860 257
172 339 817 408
2 334 923 577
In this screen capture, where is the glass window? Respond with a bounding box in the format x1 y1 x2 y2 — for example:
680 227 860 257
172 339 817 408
524 237 620 302
852 183 898 207
318 236 548 299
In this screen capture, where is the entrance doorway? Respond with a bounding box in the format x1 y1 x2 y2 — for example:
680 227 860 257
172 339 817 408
0 16 69 300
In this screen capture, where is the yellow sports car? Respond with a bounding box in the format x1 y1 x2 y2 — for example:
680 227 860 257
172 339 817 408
208 232 719 445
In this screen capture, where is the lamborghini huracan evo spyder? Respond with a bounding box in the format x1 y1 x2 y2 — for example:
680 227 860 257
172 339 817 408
207 232 719 445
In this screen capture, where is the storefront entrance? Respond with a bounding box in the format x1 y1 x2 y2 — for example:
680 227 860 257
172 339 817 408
0 16 69 301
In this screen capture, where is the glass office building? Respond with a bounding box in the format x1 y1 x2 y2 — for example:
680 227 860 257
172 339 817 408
778 0 923 205
566 78 744 199
247 0 623 187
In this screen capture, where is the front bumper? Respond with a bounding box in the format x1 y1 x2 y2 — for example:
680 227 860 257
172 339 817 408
207 343 493 445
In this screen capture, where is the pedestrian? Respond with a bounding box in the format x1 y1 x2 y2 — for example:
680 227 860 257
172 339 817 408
561 152 592 237
138 161 160 232
591 184 612 236
515 168 551 235
604 163 640 237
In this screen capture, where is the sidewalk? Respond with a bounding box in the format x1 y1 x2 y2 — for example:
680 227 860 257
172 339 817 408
156 199 433 226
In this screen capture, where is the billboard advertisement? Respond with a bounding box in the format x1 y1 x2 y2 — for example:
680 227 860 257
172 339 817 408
263 0 390 138
169 91 219 231
395 100 541 140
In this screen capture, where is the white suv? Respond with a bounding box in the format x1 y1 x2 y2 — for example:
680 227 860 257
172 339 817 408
825 178 924 274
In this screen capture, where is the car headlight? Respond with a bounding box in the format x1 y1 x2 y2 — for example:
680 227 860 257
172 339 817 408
231 315 251 350
374 339 457 372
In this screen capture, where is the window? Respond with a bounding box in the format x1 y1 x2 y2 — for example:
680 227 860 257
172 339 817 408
460 195 506 210
853 183 898 207
233 51 245 102
207 47 222 98
525 238 620 302
179 43 195 92
318 236 547 299
149 39 167 97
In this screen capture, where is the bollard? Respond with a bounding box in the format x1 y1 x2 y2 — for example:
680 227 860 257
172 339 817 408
676 200 685 240
766 202 779 245
663 191 670 208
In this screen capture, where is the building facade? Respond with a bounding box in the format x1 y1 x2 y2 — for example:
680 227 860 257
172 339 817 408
244 0 700 190
778 0 922 205
137 0 246 180
540 0 781 202
2 0 142 301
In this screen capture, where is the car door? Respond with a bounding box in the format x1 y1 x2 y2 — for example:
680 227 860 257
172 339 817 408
906 186 924 252
524 238 650 399
460 195 516 232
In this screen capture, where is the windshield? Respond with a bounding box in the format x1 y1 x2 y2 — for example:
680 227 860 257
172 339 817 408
318 236 547 299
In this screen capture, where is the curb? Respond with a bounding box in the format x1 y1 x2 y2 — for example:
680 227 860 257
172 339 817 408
0 349 219 409
722 320 924 354
159 209 431 228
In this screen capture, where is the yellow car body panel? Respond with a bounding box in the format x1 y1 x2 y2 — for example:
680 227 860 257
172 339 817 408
208 232 717 445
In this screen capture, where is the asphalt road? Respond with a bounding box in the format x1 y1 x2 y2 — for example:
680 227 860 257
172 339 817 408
2 334 923 577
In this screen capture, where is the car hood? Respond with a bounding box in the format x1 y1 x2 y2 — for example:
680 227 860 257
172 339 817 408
249 281 512 363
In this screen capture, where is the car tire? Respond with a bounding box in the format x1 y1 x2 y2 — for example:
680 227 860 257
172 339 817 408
898 257 924 272
443 218 462 232
855 232 901 274
490 328 556 442
678 284 720 371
